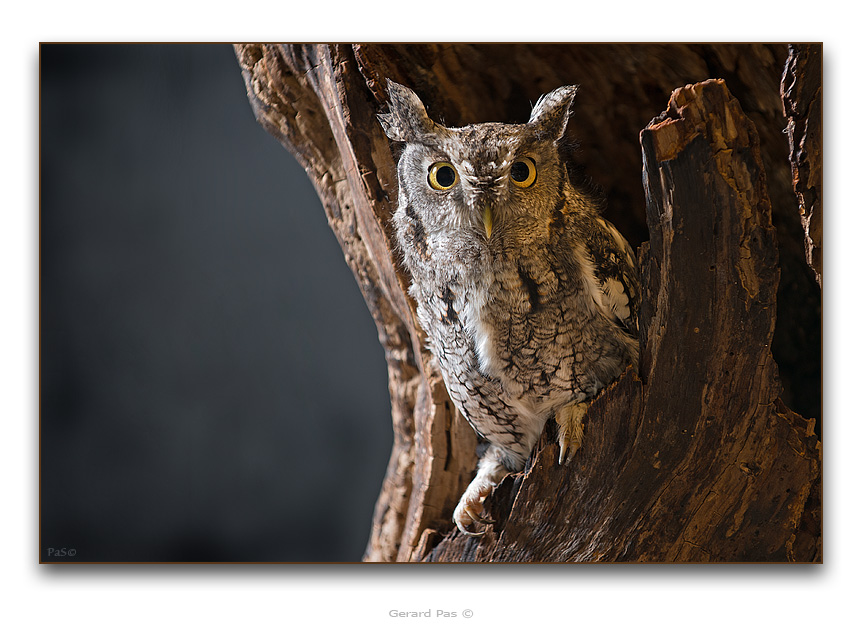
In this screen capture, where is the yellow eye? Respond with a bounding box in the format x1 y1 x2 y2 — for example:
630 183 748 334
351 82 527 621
510 157 537 188
428 162 459 191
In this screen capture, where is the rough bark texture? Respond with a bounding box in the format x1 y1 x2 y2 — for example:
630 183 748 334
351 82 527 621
781 44 823 287
234 44 822 563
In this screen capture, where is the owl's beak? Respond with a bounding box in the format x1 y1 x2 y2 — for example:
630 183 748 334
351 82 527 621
482 204 493 239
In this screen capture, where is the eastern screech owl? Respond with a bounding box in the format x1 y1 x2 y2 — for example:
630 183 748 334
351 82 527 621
379 80 639 535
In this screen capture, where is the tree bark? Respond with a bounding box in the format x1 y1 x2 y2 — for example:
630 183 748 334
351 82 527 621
781 44 823 287
234 43 822 563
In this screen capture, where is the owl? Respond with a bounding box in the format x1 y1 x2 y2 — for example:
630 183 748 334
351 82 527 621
379 80 640 535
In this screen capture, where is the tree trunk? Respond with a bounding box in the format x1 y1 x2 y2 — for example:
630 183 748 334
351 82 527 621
234 43 822 563
781 44 823 287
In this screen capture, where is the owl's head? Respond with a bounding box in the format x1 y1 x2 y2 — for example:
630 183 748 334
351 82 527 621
379 80 578 246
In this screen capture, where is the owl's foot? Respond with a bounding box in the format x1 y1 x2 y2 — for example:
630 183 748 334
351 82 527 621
453 449 510 535
555 401 588 464
453 479 496 536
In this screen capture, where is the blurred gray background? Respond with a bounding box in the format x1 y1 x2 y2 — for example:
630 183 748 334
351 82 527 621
40 44 393 562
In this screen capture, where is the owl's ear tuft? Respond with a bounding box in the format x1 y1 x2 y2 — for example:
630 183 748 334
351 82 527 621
377 113 402 141
528 85 579 141
379 79 437 142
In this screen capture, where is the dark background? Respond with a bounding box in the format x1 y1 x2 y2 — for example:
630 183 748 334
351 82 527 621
40 44 393 562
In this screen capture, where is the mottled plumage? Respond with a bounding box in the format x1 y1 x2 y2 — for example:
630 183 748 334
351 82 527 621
380 80 639 535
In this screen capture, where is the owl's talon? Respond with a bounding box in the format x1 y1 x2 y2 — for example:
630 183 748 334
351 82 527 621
556 401 588 465
465 506 485 523
454 496 492 534
453 456 509 535
460 525 487 537
454 508 489 536
454 492 496 534
468 509 494 525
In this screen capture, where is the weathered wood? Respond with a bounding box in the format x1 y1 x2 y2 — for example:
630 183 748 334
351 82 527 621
781 44 823 287
234 44 822 562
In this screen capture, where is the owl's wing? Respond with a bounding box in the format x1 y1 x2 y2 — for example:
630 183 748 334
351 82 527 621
581 218 640 338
